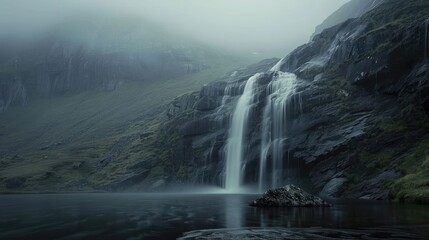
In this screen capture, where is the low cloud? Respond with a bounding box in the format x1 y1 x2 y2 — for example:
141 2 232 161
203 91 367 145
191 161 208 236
0 0 348 57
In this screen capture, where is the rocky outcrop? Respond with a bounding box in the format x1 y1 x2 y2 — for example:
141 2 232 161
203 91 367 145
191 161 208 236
250 185 330 207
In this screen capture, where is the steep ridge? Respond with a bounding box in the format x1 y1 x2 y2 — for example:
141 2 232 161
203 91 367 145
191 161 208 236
142 0 429 203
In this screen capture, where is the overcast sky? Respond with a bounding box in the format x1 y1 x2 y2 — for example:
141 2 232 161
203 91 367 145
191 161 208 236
0 0 349 57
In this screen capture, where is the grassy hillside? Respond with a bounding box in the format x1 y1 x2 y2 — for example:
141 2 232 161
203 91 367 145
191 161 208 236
0 60 246 192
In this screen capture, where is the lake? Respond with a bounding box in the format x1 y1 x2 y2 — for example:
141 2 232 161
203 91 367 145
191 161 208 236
0 193 428 239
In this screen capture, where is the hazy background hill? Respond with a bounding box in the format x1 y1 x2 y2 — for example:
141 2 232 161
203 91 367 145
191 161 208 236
0 13 241 111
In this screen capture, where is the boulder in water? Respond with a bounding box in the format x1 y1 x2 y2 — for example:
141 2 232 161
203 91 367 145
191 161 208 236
250 184 330 207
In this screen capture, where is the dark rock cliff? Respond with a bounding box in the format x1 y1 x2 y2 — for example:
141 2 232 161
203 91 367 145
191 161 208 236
144 0 429 202
157 58 280 186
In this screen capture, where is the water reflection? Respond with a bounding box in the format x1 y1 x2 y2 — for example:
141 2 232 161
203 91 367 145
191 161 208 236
0 194 428 239
224 194 243 228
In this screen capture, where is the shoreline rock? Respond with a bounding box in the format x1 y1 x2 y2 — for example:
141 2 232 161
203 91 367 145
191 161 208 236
250 184 330 207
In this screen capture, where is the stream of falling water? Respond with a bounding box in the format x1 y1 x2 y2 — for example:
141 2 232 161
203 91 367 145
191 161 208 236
258 71 301 192
224 73 262 192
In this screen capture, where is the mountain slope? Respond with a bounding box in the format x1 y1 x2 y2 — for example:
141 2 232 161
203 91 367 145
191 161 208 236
0 13 233 113
141 0 429 203
0 12 254 192
0 60 246 192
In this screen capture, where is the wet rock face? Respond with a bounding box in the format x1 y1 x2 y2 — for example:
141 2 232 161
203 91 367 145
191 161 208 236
154 58 280 186
250 185 330 207
279 1 429 93
167 92 200 119
399 62 429 113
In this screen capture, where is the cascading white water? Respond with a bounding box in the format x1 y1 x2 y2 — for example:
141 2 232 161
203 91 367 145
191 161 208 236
224 73 262 192
258 71 300 192
270 57 285 72
369 0 384 11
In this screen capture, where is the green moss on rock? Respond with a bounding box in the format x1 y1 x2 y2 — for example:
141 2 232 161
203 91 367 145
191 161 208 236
389 136 429 203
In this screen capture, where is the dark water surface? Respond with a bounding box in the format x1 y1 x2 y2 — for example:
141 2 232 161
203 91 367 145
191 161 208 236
0 193 428 239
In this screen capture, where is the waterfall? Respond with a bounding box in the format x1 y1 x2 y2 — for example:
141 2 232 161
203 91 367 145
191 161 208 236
258 71 300 192
270 57 285 72
369 0 384 11
224 73 262 192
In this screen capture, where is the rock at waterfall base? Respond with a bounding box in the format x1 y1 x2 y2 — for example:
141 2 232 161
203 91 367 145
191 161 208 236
250 184 330 207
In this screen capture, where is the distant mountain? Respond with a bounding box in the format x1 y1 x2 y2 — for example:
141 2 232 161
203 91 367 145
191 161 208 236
0 13 230 112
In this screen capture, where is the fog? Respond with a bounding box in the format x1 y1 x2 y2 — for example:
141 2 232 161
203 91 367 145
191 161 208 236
0 0 348 57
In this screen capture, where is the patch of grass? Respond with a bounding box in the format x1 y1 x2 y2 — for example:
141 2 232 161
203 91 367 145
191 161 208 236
360 151 394 169
396 137 429 174
390 173 429 204
379 119 408 133
389 136 429 203
344 172 363 188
